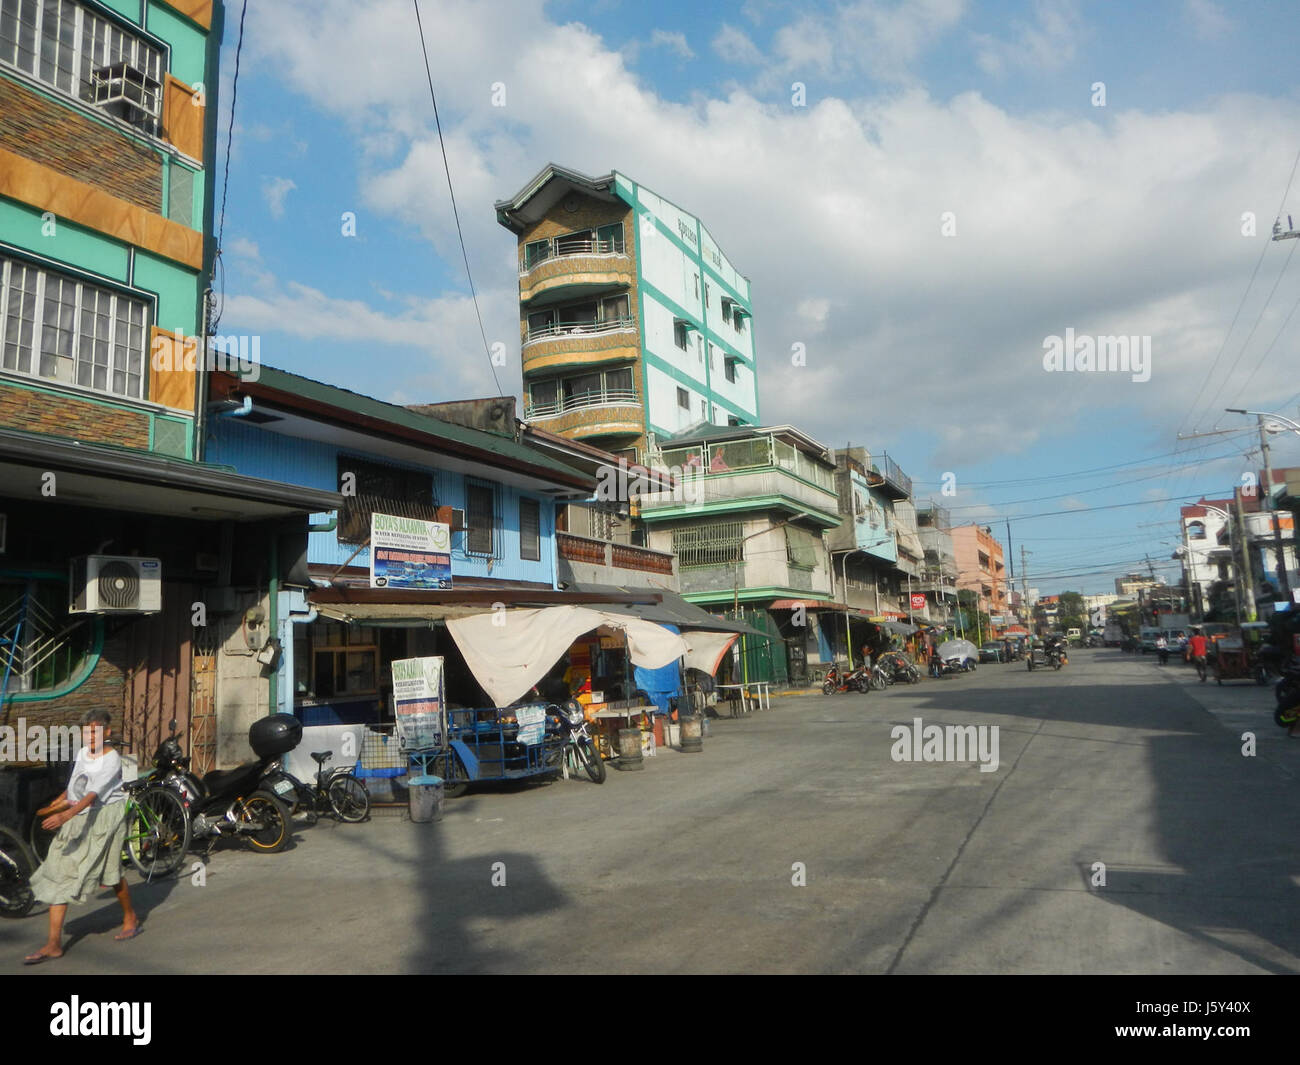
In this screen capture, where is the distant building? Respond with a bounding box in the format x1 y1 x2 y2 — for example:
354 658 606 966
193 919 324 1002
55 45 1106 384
496 164 760 463
952 524 1008 625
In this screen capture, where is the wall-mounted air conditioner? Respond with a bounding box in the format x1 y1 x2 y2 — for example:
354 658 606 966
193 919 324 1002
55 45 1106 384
90 62 161 129
70 555 163 614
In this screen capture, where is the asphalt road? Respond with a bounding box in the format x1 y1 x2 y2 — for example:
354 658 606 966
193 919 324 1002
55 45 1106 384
6 647 1298 975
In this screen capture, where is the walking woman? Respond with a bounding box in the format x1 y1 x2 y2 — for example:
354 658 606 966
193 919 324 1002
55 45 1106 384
23 709 139 964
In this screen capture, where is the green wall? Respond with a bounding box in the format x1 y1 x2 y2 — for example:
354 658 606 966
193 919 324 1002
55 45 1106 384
0 199 130 282
147 2 209 85
134 249 199 334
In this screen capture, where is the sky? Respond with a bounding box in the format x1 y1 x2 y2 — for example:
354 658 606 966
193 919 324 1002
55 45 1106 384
210 0 1300 598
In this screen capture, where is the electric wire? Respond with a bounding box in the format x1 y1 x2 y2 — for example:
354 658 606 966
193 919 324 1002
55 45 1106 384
412 0 503 395
211 0 248 332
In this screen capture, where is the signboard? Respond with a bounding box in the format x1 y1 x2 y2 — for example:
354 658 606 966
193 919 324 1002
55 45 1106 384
370 513 451 589
515 704 547 746
391 656 445 750
910 593 927 611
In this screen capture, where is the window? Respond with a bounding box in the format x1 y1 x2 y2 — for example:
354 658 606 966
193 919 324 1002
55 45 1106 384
604 366 632 393
336 457 436 545
724 356 738 383
0 0 166 135
306 623 378 698
465 481 496 557
595 222 624 253
601 293 628 323
722 299 732 324
674 320 688 350
693 273 699 299
519 498 541 561
524 239 549 268
1187 521 1206 540
168 163 194 226
529 377 558 411
786 526 820 570
727 415 741 427
0 256 148 399
677 386 689 410
673 521 744 568
703 282 710 306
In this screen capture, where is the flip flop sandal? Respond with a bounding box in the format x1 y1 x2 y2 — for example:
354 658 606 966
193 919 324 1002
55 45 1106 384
114 927 143 942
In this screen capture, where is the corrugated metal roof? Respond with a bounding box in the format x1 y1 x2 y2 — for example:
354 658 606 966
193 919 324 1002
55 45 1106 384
243 366 593 489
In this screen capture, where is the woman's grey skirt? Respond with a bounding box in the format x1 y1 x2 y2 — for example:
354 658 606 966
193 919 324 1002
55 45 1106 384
29 802 129 906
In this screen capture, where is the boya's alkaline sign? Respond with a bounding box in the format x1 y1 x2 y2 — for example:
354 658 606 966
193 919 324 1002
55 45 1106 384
890 717 1000 773
0 719 80 762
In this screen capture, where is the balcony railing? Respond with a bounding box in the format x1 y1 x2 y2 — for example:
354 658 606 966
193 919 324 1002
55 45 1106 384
640 467 839 520
869 452 912 500
525 388 640 420
556 532 675 576
523 316 638 347
521 238 627 272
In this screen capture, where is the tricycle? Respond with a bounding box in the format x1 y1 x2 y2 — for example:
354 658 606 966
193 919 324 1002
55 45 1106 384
430 703 603 796
1213 623 1274 685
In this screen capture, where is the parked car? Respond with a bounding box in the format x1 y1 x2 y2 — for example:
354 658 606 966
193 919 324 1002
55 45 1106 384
979 642 1004 663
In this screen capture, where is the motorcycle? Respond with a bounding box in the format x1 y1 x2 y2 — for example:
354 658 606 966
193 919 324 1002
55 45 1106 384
1274 657 1300 729
543 701 606 783
153 715 296 854
878 651 920 684
822 665 869 694
1045 643 1068 670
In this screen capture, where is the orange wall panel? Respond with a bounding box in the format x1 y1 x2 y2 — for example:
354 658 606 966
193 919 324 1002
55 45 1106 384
148 326 198 412
159 0 214 29
163 75 205 163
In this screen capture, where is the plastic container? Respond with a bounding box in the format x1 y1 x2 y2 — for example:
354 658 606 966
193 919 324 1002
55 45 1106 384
249 714 303 758
408 774 444 823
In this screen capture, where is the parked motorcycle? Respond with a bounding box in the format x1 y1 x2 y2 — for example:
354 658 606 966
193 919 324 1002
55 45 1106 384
822 665 868 694
878 651 921 684
544 701 606 783
154 716 295 854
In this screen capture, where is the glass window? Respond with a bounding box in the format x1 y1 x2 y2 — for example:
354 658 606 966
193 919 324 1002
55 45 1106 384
604 367 632 393
530 378 558 409
595 222 624 253
677 387 689 409
601 293 628 322
563 372 601 401
524 239 549 268
0 256 148 400
465 481 496 557
520 498 541 561
674 320 688 350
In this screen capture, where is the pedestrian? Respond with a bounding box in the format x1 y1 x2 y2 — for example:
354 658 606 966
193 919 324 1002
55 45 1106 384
1188 628 1209 682
1155 633 1168 666
23 709 139 964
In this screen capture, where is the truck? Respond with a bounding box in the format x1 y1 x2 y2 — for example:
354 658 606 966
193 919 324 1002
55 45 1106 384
1102 622 1124 647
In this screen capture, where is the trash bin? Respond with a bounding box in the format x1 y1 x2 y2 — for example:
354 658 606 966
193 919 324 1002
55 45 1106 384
408 775 444 823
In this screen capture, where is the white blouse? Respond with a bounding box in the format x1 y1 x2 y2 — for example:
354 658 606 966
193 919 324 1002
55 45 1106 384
66 747 125 806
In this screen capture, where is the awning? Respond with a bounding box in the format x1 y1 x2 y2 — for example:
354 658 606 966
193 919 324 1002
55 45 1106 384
313 602 488 626
873 620 918 635
682 631 739 676
446 605 690 708
569 584 770 638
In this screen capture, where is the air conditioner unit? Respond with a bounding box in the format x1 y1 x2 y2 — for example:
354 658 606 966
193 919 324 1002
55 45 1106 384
90 62 161 129
70 555 163 614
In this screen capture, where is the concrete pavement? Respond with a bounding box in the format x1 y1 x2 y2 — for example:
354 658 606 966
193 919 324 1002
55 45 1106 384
6 646 1298 974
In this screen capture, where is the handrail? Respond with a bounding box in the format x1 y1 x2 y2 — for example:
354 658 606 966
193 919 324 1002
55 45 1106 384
524 316 638 344
525 388 640 419
521 238 628 270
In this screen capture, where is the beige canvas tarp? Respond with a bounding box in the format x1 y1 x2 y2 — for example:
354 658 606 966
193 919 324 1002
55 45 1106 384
682 631 739 676
446 605 689 708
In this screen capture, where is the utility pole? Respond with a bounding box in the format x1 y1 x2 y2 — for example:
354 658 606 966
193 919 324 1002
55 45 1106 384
1234 487 1257 621
1254 412 1292 599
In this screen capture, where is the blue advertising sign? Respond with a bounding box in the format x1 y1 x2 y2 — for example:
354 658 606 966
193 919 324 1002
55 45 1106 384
370 513 452 589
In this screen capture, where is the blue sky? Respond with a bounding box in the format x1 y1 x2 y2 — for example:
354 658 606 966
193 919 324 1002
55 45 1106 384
212 0 1300 597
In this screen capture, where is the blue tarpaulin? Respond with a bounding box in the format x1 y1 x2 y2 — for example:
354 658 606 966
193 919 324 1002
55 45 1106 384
633 623 682 714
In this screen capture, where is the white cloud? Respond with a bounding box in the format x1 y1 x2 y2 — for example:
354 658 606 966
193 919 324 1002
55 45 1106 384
229 0 1300 474
1185 0 1230 41
712 23 765 65
261 176 297 219
649 29 695 60
974 0 1083 78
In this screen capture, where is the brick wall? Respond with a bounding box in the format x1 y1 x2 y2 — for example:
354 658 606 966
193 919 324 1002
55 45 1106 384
0 76 163 213
0 381 150 449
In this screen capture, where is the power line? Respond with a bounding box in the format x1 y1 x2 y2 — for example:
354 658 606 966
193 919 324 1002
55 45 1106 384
412 0 503 395
211 0 248 332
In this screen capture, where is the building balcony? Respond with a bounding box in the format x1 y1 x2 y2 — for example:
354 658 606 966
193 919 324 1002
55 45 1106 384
676 560 830 601
523 390 644 440
519 242 635 304
639 466 841 526
521 317 640 373
556 532 677 591
867 453 912 500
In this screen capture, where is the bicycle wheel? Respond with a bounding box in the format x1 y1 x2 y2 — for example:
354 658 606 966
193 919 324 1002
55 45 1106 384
126 786 191 880
0 824 36 917
326 775 370 823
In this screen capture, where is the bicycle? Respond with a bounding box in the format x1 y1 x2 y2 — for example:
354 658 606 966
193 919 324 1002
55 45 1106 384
0 823 37 917
30 780 191 882
264 750 370 823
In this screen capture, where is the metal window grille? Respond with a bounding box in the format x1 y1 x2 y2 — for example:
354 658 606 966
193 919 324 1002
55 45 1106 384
465 480 498 558
519 498 541 561
336 456 438 545
0 256 148 400
673 521 744 569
